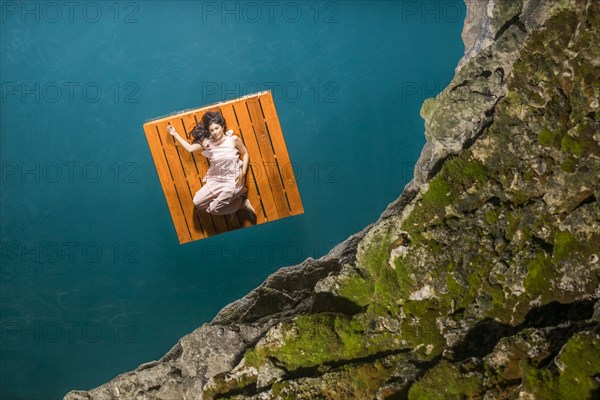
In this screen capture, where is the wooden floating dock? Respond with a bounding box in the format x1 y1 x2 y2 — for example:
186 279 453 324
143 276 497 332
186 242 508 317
143 91 304 244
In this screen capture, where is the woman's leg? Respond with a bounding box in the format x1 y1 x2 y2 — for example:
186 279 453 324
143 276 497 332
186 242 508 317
239 197 257 224
193 184 216 211
205 183 247 215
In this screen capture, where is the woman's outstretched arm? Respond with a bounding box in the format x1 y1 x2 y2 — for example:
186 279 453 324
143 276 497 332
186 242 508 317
166 125 203 152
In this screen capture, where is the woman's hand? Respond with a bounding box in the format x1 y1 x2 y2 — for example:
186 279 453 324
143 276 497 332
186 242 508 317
235 170 246 186
166 124 203 153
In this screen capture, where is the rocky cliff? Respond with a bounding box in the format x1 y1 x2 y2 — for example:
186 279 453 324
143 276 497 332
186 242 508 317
66 0 600 398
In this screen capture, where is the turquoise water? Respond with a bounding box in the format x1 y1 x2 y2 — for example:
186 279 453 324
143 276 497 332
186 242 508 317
0 1 465 398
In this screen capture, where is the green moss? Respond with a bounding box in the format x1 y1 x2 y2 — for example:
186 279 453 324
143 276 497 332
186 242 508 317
361 233 390 273
522 331 600 399
515 226 533 252
401 299 446 359
538 127 563 149
446 262 456 272
446 273 463 296
573 119 600 158
202 371 258 400
553 230 580 262
510 189 535 206
345 361 390 394
273 360 396 400
271 382 292 399
243 348 262 368
373 265 404 315
423 177 456 213
444 253 514 323
321 360 395 399
523 251 554 297
403 298 446 317
426 239 445 254
485 208 498 225
489 0 523 31
358 230 409 315
561 134 585 156
467 263 504 308
488 283 506 308
561 156 578 173
554 332 600 397
395 257 415 303
408 360 483 399
338 274 374 308
334 317 371 356
276 315 348 369
246 314 400 372
219 396 243 400
402 154 490 237
443 155 490 186
505 211 521 241
488 293 527 324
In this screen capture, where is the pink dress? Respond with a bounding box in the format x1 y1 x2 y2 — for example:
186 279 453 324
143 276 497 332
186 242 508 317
193 130 247 215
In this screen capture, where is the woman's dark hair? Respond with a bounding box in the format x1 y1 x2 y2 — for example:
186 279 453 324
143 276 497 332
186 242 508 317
188 123 210 144
187 111 228 145
201 111 227 133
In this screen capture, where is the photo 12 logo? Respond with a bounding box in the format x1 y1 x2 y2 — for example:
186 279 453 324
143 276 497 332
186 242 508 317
1 1 140 23
201 81 340 104
1 161 140 184
200 1 339 23
1 81 140 104
0 320 139 344
400 81 443 103
400 1 467 24
1 241 139 266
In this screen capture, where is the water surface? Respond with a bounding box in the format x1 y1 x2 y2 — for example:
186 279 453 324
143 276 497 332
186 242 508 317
0 1 466 398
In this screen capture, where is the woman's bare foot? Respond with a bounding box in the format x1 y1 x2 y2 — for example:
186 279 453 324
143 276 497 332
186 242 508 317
240 199 257 225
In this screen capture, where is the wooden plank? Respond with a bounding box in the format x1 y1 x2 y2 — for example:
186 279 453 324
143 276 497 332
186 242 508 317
173 114 203 180
143 123 192 244
259 92 304 215
219 104 267 226
229 98 280 225
246 99 291 217
145 91 270 125
153 119 204 243
233 101 280 222
164 119 206 241
177 113 217 237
